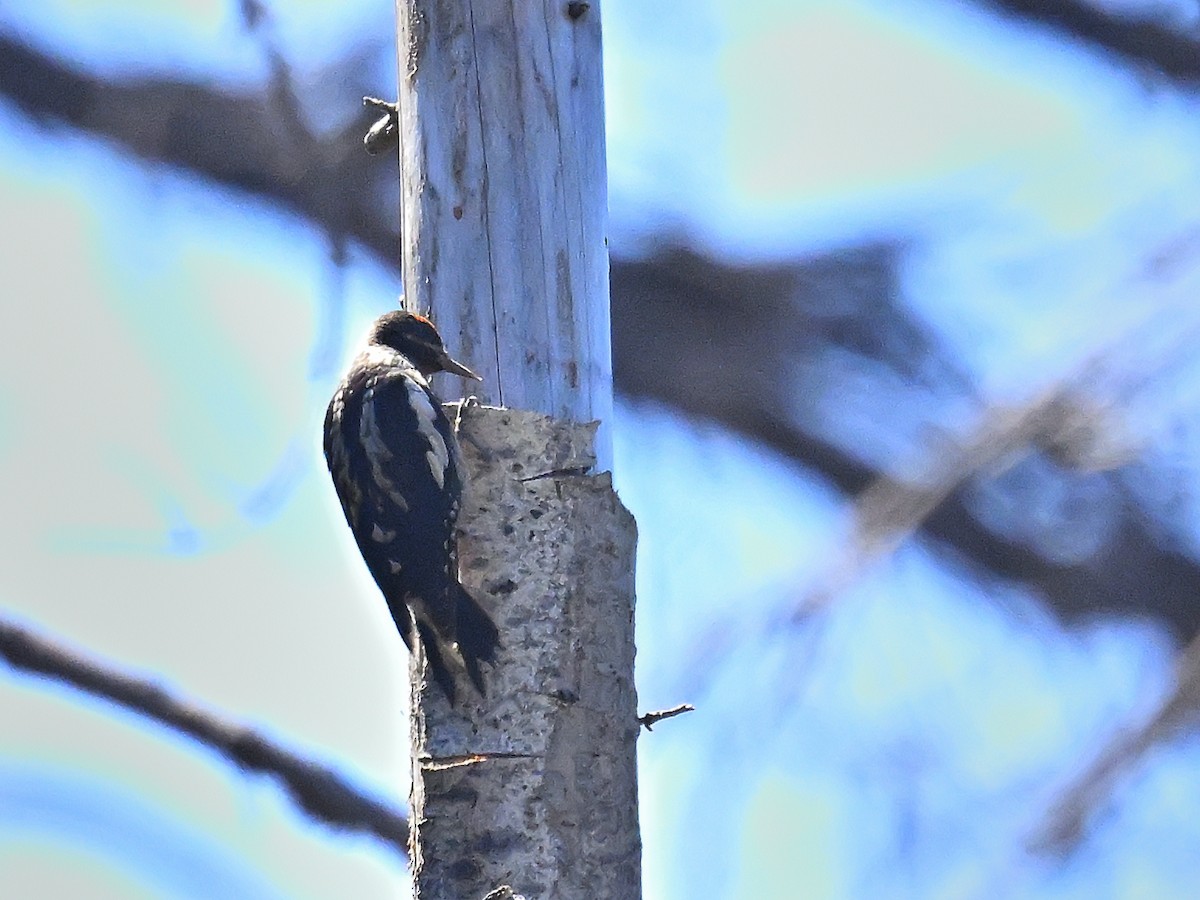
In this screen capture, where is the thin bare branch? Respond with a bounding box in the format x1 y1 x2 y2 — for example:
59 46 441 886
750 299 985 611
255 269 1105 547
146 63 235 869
796 254 1200 619
1030 631 1200 854
638 704 696 732
0 615 409 857
800 389 1112 616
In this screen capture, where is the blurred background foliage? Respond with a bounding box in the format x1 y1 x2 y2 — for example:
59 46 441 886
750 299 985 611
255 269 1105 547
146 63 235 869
4 0 1200 897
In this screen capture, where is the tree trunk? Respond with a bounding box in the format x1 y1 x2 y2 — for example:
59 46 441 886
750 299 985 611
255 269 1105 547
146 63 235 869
395 0 614 465
393 1 639 898
408 404 640 899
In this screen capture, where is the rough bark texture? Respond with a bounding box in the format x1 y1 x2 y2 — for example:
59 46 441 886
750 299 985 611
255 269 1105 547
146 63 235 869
393 2 637 893
409 404 640 900
395 0 614 465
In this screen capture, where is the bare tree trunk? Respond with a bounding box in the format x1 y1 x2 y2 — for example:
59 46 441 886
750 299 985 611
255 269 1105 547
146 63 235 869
395 0 614 465
409 405 640 898
393 2 639 898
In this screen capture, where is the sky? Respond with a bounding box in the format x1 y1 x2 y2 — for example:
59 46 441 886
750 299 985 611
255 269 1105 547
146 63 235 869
3 0 1200 898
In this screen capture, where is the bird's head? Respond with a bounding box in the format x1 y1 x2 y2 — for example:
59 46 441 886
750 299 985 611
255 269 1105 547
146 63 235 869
369 310 482 381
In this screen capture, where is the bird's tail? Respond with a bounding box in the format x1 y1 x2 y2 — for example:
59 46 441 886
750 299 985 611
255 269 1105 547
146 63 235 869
415 583 500 705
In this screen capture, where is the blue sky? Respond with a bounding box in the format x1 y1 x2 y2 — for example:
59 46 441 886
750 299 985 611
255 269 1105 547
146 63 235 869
2 0 1200 897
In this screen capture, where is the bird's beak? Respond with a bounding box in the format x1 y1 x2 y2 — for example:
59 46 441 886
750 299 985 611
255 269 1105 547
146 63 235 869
439 352 483 381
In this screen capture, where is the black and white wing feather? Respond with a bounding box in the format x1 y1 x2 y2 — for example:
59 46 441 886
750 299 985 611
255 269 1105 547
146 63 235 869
324 346 496 700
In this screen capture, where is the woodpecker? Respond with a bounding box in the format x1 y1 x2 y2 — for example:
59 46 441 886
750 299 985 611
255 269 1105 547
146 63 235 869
323 310 499 703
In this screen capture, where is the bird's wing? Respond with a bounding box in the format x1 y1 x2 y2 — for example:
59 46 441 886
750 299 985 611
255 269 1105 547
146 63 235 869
324 363 463 643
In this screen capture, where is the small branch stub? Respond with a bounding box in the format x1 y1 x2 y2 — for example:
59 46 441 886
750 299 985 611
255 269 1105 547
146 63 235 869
638 703 696 732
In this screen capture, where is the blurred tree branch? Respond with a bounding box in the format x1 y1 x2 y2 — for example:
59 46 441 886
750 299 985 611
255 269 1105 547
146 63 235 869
3 28 1200 637
6 13 1200 876
0 615 409 857
794 290 1200 618
973 0 1200 84
1032 630 1200 854
801 388 1125 613
0 32 393 260
613 244 1200 639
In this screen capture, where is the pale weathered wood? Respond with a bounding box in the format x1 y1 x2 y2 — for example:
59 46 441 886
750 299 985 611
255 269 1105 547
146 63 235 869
408 404 640 899
395 0 614 467
394 3 636 896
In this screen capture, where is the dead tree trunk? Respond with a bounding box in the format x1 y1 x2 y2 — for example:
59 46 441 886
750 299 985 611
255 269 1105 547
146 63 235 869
395 0 614 465
393 2 640 898
409 406 640 898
